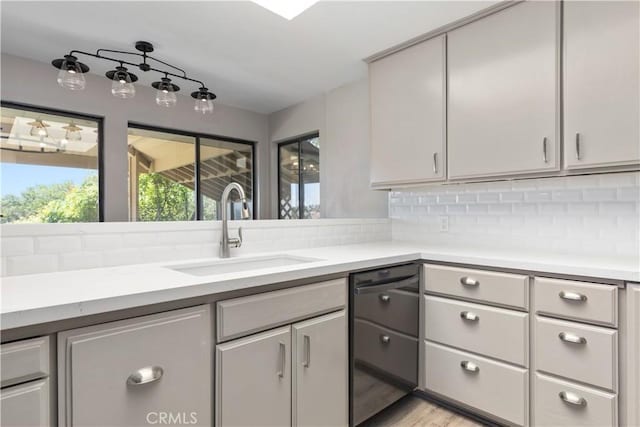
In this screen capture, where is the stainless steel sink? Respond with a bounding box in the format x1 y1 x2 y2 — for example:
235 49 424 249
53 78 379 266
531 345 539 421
167 254 322 276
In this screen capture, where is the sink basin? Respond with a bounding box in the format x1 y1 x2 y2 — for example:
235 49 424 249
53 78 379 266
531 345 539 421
167 254 322 276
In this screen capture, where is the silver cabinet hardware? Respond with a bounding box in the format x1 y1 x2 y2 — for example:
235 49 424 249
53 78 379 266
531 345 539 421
303 335 311 368
575 133 582 160
460 277 480 287
460 361 479 373
433 152 439 174
379 294 391 303
277 342 285 378
126 366 163 386
559 291 588 302
460 311 480 322
559 391 587 407
379 335 391 344
559 332 587 345
542 137 549 163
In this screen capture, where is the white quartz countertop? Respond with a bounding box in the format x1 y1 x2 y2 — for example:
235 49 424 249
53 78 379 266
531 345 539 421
2 241 638 331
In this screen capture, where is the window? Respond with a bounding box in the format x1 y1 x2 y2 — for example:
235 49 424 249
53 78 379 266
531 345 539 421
278 134 320 219
0 103 102 223
127 125 254 221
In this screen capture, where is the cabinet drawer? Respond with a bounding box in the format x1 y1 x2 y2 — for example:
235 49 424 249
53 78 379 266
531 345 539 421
424 296 528 366
58 305 212 427
1 336 50 388
534 277 618 327
534 373 617 427
217 279 346 342
355 289 418 336
535 316 617 391
354 319 417 385
1 379 50 426
424 264 528 309
424 341 527 426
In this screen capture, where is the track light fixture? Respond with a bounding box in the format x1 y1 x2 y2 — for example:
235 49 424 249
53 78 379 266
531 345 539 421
52 41 216 114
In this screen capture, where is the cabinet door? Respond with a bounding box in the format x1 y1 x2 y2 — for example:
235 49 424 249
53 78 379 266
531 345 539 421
564 1 640 169
448 1 559 179
292 311 347 427
216 326 291 427
1 379 49 426
370 35 446 187
58 305 212 427
625 284 640 427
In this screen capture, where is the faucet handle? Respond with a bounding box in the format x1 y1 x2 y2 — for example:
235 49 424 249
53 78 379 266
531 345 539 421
237 227 243 248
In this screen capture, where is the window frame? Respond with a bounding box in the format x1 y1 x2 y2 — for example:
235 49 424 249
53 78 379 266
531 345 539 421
277 132 320 219
0 100 105 222
128 122 257 220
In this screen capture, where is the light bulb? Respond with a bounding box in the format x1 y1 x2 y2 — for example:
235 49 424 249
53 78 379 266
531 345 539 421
61 138 68 146
111 79 135 99
38 128 47 136
156 89 177 107
57 59 86 90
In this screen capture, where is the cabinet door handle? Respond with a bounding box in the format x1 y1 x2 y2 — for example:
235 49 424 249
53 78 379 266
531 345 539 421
379 294 391 303
303 335 311 368
575 133 582 160
433 152 439 174
559 291 587 302
460 361 479 373
460 277 479 287
126 366 163 386
277 342 286 378
380 334 391 344
559 391 587 407
542 137 549 163
460 311 480 322
559 332 587 345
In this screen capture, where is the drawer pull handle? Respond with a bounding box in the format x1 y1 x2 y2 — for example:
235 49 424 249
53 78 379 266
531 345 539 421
379 294 391 303
277 342 286 378
559 332 587 345
460 361 479 373
559 391 587 407
380 335 391 344
303 335 311 368
460 311 479 322
559 291 587 302
126 366 163 386
460 277 479 287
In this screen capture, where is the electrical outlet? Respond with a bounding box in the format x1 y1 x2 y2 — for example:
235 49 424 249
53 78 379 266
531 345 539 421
438 216 449 232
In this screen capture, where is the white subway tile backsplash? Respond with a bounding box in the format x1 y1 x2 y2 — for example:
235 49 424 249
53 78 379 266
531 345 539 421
390 172 640 260
1 219 391 276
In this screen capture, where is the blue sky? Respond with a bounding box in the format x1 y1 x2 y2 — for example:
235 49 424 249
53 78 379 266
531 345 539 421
1 164 95 196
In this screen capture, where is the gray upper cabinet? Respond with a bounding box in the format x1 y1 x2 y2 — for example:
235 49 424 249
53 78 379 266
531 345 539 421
564 1 640 170
292 311 347 427
447 1 559 180
216 326 292 427
369 35 446 188
58 305 212 427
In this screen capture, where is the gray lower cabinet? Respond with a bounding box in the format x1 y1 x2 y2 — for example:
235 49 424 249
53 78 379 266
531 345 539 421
0 379 50 426
293 311 347 427
216 326 292 427
216 310 347 427
58 305 212 427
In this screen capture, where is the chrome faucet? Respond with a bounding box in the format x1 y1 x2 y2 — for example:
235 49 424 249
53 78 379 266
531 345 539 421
219 182 251 258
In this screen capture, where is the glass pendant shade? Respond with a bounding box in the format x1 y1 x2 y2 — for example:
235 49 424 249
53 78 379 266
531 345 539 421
153 77 179 108
194 97 214 114
56 58 86 90
28 120 49 138
108 66 137 99
63 122 83 141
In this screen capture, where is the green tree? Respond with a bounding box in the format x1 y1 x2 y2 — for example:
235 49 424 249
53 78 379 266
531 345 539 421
1 182 73 223
38 175 99 223
137 173 195 221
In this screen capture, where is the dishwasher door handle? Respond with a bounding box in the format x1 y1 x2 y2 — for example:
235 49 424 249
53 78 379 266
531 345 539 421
354 276 419 295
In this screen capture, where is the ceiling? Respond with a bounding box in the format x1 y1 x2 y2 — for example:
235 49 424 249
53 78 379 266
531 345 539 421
1 1 497 114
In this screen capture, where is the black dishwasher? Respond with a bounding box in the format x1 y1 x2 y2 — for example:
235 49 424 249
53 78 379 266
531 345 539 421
349 263 420 426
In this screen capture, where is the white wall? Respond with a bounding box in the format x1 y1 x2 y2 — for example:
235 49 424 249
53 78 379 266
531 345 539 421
0 54 271 220
268 78 388 219
391 172 640 262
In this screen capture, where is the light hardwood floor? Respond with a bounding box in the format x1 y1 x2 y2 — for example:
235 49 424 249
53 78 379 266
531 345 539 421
363 396 485 427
